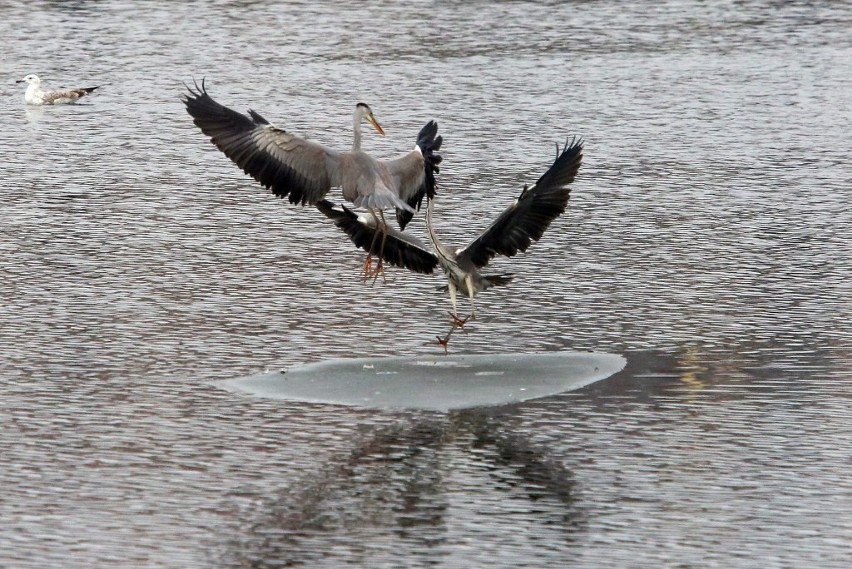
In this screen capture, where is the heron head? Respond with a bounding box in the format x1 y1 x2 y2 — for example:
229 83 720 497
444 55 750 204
356 102 385 136
16 74 40 86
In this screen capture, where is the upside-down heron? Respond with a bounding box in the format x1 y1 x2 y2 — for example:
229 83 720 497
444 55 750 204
318 136 583 348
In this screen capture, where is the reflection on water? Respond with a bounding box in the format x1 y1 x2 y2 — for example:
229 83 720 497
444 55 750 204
24 106 44 123
1 0 850 567
225 412 584 567
218 349 851 568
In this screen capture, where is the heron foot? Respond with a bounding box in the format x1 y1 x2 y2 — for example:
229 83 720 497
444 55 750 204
448 311 470 328
361 255 386 285
436 334 451 354
435 313 469 353
361 255 374 281
436 322 459 354
370 258 386 285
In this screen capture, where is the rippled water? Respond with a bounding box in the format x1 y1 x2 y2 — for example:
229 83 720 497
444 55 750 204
2 1 850 567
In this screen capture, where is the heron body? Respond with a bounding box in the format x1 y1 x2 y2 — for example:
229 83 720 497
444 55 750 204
183 80 441 279
426 196 514 319
339 150 407 212
16 74 100 105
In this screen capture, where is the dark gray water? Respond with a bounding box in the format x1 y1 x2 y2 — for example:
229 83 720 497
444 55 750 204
2 1 850 567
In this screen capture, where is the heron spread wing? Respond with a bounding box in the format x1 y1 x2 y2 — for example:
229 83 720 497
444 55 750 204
183 80 340 206
384 151 425 203
456 136 584 271
385 120 443 230
316 200 438 274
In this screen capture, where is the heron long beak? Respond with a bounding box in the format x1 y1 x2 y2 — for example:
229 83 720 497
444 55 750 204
368 114 385 136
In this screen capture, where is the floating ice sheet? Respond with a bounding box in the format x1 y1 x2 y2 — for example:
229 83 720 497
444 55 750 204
218 351 626 411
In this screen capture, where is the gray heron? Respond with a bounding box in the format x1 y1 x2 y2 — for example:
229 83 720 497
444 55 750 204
16 74 100 105
317 136 583 349
182 80 441 278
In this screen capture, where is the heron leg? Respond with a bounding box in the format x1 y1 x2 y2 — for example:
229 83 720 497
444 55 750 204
465 274 476 321
447 278 459 319
361 209 387 284
446 279 469 328
370 210 388 285
362 209 381 281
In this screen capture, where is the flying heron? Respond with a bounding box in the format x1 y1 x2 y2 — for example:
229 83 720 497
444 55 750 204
182 79 441 278
16 74 101 105
318 136 584 347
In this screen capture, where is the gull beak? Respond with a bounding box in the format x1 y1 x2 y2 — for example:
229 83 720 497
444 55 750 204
16 79 24 83
368 114 385 136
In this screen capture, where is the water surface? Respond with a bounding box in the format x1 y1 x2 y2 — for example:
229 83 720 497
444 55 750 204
1 1 850 567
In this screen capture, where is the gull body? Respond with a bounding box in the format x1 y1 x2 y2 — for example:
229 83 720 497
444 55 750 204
16 74 100 106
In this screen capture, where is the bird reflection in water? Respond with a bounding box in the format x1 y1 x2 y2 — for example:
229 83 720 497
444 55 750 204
222 412 585 566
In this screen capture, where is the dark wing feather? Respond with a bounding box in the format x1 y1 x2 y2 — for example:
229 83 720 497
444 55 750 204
392 120 443 230
316 200 438 275
182 79 338 206
457 136 583 270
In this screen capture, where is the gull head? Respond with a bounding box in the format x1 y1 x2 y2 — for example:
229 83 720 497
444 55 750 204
16 74 41 86
355 102 385 136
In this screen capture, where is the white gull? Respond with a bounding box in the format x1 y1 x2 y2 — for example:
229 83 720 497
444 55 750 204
16 74 100 106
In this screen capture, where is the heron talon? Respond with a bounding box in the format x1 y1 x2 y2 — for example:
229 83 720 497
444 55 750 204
370 259 386 285
435 318 463 354
361 255 374 282
448 311 470 328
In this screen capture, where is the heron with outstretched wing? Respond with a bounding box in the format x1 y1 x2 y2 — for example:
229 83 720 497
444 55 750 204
182 79 441 279
318 136 584 346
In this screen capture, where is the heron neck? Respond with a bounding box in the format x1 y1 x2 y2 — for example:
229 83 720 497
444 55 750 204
426 197 443 250
352 116 362 151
